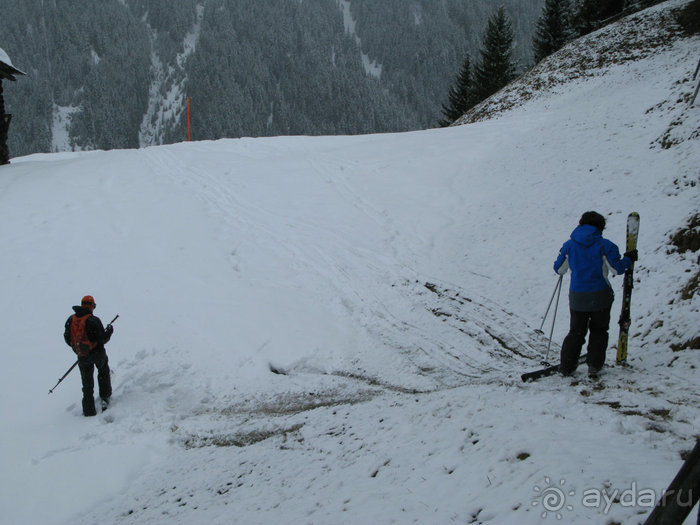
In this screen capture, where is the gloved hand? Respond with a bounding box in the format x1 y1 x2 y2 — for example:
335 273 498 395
105 325 114 336
624 249 638 262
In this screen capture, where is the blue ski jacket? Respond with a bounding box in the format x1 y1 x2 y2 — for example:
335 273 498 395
554 224 632 293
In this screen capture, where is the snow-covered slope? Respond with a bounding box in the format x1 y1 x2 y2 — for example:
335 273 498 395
0 1 698 524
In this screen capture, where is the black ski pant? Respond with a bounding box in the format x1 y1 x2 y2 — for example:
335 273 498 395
560 307 611 375
78 347 112 414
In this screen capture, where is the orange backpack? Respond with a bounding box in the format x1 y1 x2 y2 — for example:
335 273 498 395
70 315 97 356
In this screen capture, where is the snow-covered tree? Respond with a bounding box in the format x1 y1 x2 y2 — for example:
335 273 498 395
471 7 517 102
439 55 476 127
572 0 625 36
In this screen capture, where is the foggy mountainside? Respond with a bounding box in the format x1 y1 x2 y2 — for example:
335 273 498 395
1 0 543 156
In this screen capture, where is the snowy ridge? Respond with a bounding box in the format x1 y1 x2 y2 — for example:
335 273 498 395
456 0 693 125
0 1 698 524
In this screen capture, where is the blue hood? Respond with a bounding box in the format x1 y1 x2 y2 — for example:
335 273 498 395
570 224 602 248
554 225 632 293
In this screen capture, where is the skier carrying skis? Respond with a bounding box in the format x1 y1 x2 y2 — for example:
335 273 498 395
63 295 113 416
554 212 637 377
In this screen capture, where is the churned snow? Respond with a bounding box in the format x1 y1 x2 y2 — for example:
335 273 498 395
0 2 698 524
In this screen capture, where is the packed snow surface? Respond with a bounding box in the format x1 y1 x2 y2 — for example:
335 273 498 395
0 2 698 524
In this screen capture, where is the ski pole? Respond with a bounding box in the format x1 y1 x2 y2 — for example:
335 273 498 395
542 277 563 365
48 314 119 394
48 360 79 394
536 275 563 334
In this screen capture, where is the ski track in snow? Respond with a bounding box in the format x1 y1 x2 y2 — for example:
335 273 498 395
1 2 699 524
142 143 533 389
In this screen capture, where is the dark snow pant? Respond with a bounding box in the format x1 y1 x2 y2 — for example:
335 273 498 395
78 347 112 416
560 308 611 375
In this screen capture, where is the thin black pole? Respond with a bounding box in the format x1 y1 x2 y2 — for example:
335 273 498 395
48 360 79 394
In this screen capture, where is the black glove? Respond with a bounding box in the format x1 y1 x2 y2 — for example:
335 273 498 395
624 249 638 262
105 325 114 336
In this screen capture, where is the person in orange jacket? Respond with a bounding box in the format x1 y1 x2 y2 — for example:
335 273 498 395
64 295 113 416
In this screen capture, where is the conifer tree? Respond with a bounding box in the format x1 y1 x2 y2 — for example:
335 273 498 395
572 0 625 36
533 0 573 63
471 7 517 103
678 0 700 35
439 55 476 127
572 0 598 35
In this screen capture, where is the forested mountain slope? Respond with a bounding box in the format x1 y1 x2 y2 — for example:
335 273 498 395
2 0 542 156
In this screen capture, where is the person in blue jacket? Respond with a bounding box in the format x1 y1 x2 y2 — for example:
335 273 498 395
554 211 638 377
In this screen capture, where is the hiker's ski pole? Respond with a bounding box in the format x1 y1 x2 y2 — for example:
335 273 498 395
48 360 79 394
535 275 563 334
542 278 563 365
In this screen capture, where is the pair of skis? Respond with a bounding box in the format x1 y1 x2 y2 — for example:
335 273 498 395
615 212 640 366
522 213 639 382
